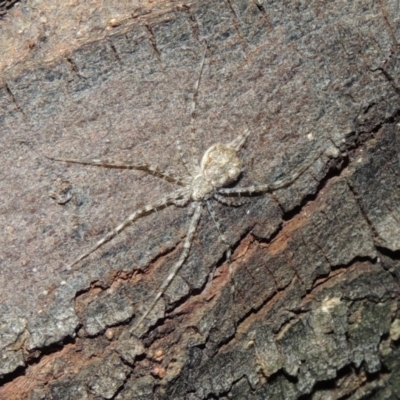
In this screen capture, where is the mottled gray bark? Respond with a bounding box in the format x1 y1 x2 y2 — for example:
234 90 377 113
0 0 400 399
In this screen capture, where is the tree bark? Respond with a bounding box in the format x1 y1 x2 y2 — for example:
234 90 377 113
0 0 400 399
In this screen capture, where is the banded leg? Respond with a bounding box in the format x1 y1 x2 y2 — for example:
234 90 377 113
206 201 235 298
62 189 189 271
218 150 323 195
132 201 203 333
176 45 208 176
182 43 208 172
214 193 248 207
218 183 271 196
46 156 185 185
205 200 232 261
176 138 195 178
190 45 207 140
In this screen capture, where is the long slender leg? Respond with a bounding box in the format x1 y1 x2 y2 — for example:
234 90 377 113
131 201 203 333
189 44 209 165
176 44 208 176
218 183 271 196
176 138 195 178
205 200 232 260
218 150 323 195
46 156 185 185
62 189 189 271
190 44 207 135
205 201 234 299
214 193 248 207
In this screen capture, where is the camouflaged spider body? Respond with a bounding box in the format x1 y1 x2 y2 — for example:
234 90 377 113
49 129 318 332
49 46 320 333
49 130 255 330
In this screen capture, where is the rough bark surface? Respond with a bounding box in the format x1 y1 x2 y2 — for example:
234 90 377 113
0 0 400 399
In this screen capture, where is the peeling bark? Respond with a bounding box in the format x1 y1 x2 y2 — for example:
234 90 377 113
0 0 400 399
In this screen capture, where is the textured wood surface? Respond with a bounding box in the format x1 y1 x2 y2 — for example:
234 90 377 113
0 0 400 399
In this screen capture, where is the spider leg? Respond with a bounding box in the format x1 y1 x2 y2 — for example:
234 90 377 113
218 183 271 196
218 150 323 195
177 139 196 178
173 194 192 207
206 200 236 300
214 193 248 207
190 44 207 153
62 189 190 271
132 201 203 333
267 154 318 191
177 43 208 176
46 156 185 185
205 200 232 261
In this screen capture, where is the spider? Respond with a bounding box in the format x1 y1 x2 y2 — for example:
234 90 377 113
48 46 321 333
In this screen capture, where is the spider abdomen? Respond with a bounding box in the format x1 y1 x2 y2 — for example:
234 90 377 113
201 143 243 189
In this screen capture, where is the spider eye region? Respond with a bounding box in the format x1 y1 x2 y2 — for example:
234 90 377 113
201 143 243 188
